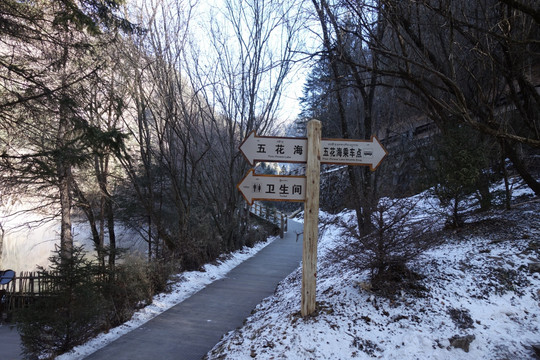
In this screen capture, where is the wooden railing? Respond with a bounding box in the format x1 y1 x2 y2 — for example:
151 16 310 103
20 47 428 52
0 271 51 320
250 203 288 238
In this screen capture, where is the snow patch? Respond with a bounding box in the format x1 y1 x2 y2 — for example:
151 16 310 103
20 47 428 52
206 181 540 360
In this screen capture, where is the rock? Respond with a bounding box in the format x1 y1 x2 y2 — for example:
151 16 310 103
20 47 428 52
532 344 540 357
447 308 475 329
528 262 540 273
449 335 475 353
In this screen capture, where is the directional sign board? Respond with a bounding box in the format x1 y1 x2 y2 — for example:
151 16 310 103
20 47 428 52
240 131 387 170
240 132 307 165
238 122 389 317
321 137 386 170
237 169 306 205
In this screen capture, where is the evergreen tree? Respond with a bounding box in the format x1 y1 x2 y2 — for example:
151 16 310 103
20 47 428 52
429 125 493 227
16 246 107 359
0 0 135 262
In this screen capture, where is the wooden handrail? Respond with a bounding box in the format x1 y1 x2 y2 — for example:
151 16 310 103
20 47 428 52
249 202 288 238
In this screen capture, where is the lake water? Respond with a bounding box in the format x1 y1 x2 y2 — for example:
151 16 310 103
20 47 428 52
0 201 146 272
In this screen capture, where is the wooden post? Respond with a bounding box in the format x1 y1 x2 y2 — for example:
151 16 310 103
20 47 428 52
301 119 321 317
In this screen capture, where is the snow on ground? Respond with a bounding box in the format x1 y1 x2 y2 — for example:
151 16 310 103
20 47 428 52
15 176 538 359
207 182 540 360
56 236 278 360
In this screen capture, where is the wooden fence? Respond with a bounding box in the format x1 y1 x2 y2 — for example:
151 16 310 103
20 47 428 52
0 271 49 320
250 203 288 238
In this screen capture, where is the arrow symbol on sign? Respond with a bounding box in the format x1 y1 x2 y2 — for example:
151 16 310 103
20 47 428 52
237 169 306 205
320 136 388 171
240 131 307 166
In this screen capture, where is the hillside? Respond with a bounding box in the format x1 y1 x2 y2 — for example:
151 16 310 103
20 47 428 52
207 184 540 359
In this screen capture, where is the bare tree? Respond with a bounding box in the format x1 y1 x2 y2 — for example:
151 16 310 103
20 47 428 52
310 0 386 235
186 0 306 250
371 0 539 194
117 0 207 265
117 0 304 265
306 0 538 198
0 0 133 262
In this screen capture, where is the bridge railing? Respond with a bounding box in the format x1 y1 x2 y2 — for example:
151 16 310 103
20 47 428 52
250 203 288 238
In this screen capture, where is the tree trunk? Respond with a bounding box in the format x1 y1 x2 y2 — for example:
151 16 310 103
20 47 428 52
57 85 73 262
72 181 105 268
58 165 73 261
106 196 116 270
452 199 459 228
476 172 492 211
499 141 512 210
148 215 153 261
96 156 117 270
505 141 540 197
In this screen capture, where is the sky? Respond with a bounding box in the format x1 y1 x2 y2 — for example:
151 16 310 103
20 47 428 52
126 0 318 128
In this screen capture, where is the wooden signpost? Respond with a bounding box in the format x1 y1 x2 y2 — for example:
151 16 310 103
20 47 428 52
301 121 321 317
237 120 387 316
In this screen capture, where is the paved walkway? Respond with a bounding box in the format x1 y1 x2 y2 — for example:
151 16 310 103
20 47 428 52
0 221 304 360
85 220 304 360
0 323 21 360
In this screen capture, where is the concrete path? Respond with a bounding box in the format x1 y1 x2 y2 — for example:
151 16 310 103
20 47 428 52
0 323 22 360
0 221 304 360
84 220 304 360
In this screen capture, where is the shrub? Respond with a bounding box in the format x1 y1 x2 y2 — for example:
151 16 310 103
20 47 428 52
337 197 438 298
103 255 179 327
16 246 107 359
424 125 494 227
103 255 154 326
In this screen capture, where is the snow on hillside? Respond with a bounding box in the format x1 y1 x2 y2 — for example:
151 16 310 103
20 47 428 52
10 179 538 359
206 184 540 359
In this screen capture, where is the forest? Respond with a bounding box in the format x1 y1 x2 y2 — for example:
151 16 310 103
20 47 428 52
0 0 538 358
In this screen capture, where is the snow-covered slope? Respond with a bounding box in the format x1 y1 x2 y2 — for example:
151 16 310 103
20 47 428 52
207 188 540 359
21 179 538 360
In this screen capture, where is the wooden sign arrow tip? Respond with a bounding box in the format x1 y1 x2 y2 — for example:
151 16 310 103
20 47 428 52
237 168 255 205
239 131 257 166
369 136 388 171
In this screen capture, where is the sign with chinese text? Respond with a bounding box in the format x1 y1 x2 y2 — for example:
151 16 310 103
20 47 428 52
237 169 306 205
320 137 386 170
237 122 389 317
240 131 307 165
240 131 387 170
